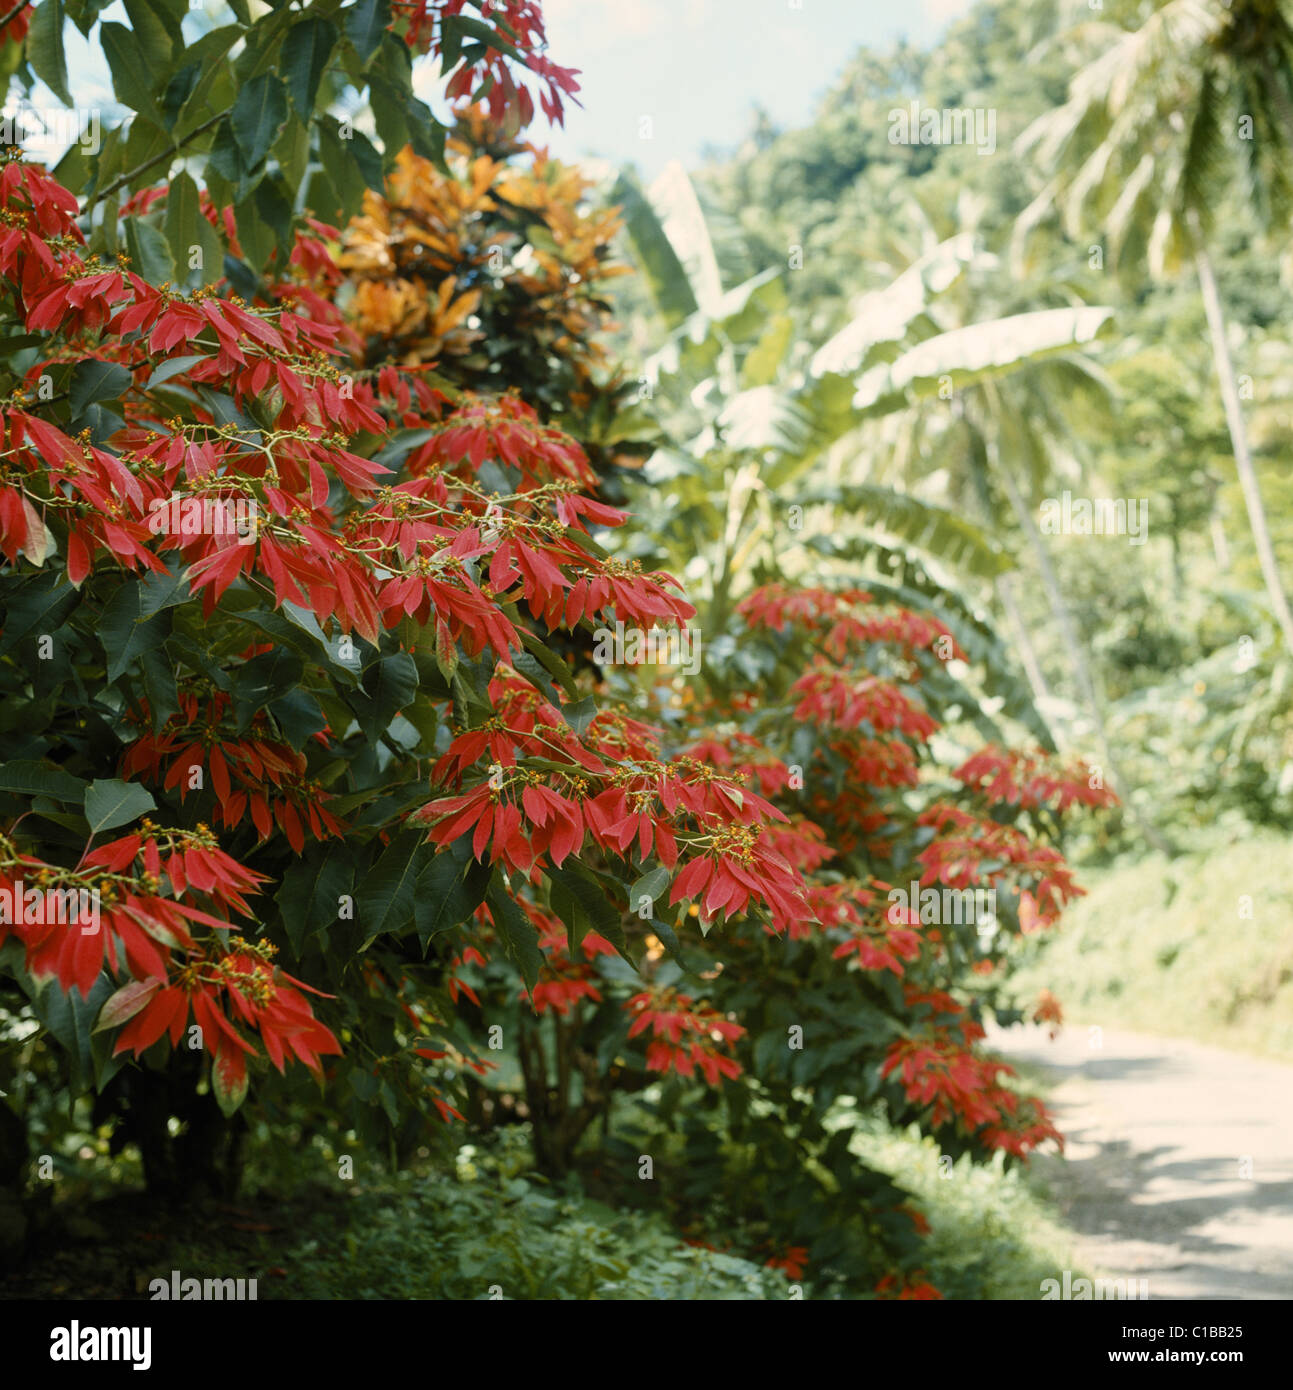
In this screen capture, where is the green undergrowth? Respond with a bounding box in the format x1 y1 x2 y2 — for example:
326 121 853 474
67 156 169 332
836 1104 1089 1300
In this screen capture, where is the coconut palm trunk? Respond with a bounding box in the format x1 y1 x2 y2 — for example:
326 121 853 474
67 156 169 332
995 571 1053 710
1188 211 1293 651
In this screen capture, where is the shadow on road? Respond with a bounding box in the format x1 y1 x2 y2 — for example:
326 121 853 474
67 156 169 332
989 1023 1293 1299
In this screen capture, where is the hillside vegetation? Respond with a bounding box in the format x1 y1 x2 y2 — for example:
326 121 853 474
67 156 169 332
1012 837 1293 1061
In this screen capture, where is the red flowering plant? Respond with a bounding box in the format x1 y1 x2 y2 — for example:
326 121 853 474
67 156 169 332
413 566 1112 1293
466 574 1112 1293
0 0 650 1193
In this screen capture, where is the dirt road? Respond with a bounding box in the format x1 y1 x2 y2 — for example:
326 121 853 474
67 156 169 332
985 1022 1293 1300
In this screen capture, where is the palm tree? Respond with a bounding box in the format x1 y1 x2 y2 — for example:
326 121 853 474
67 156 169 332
1014 0 1293 650
608 162 1122 752
843 189 1177 852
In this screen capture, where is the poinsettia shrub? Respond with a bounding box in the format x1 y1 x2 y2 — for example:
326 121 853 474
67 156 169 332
427 581 1113 1291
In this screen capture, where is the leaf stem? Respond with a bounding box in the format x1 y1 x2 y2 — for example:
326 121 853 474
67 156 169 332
0 0 34 35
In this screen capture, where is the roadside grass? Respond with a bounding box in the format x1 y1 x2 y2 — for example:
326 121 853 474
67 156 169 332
839 1105 1089 1300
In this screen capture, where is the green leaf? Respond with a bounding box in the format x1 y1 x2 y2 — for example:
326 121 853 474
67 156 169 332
741 312 794 389
139 647 180 731
610 169 699 328
121 0 176 67
28 974 116 1087
93 977 162 1034
439 11 464 69
98 571 187 681
230 71 288 170
0 759 89 803
716 384 814 453
274 111 311 192
54 138 94 203
241 606 361 687
344 0 390 66
164 171 222 289
346 126 386 192
267 688 327 746
413 844 491 949
28 0 72 107
282 16 338 114
451 655 494 726
253 172 295 258
85 778 156 833
146 353 210 390
486 875 543 992
277 849 356 954
368 72 409 156
647 914 692 972
805 484 1014 580
852 307 1117 416
0 333 45 357
371 427 435 469
628 865 671 914
405 96 445 168
120 112 172 181
357 830 429 941
517 628 579 699
349 1066 377 1101
136 566 189 618
546 859 630 961
230 195 276 274
347 651 419 744
808 235 976 378
319 117 383 213
69 359 132 416
450 13 521 58
100 20 160 116
559 694 597 737
0 570 79 657
511 651 560 703
230 647 304 733
170 26 242 139
124 216 177 286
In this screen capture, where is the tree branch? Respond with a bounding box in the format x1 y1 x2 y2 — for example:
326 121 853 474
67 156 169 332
87 110 230 210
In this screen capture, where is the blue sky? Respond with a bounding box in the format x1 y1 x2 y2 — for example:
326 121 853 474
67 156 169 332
536 0 976 177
